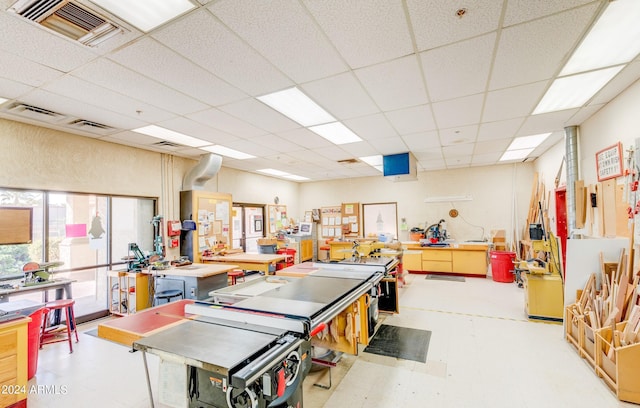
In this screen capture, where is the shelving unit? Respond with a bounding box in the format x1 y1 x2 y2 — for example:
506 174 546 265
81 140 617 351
107 271 150 316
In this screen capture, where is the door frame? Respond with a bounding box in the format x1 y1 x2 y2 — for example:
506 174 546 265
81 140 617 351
232 203 266 252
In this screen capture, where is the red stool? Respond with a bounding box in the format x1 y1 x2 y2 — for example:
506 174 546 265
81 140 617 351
228 270 245 286
40 299 79 353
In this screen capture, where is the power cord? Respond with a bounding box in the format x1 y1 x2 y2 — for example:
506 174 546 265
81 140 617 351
450 203 486 241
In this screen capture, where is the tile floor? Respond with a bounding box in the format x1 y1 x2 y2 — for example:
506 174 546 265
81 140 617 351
26 272 634 408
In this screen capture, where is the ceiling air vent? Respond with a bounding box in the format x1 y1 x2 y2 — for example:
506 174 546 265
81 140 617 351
337 158 359 165
6 102 66 123
152 141 183 148
9 0 122 46
67 118 115 135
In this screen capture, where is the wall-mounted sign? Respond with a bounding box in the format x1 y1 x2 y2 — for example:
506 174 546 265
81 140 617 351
596 142 624 182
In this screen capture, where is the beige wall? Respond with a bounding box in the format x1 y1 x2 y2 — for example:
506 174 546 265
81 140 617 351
299 163 535 244
535 77 640 237
1 118 536 246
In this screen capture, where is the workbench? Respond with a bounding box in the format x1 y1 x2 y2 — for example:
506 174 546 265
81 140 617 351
141 263 238 300
402 243 489 276
97 299 195 347
201 253 285 275
0 277 74 303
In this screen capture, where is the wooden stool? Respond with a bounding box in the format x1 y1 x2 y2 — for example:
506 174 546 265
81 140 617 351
228 270 245 285
40 299 79 353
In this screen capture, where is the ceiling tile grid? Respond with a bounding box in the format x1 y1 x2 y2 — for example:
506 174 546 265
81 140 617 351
0 0 636 182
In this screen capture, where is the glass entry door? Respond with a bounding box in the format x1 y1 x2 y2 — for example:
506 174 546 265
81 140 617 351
232 204 265 253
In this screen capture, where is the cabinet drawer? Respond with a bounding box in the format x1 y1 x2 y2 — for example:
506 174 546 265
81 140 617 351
421 250 451 262
0 332 17 359
422 261 452 273
0 355 17 383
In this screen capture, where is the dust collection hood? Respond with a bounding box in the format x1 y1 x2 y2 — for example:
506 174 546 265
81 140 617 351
182 153 222 191
9 0 123 46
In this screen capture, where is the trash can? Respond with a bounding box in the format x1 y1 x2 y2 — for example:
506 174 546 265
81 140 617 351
490 251 516 283
28 307 46 379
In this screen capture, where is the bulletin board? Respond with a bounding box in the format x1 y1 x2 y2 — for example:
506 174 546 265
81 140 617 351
0 207 32 244
180 191 232 263
340 202 360 237
267 205 287 234
320 206 342 238
362 202 398 239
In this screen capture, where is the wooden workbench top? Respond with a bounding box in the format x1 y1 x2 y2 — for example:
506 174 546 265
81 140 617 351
404 243 489 251
141 263 238 278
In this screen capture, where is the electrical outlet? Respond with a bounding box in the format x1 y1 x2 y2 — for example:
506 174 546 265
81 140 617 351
190 287 195 297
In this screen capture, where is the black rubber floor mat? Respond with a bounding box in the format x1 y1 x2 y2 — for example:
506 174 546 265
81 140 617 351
425 274 465 282
364 325 431 363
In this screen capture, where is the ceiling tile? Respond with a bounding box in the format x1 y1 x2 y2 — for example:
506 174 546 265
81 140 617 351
71 59 208 115
107 37 247 107
313 145 355 161
504 0 597 26
385 105 436 135
219 98 300 133
421 33 496 102
301 72 379 120
247 134 306 154
303 0 413 69
0 50 64 88
355 56 428 111
0 77 33 99
210 0 348 83
443 143 474 157
477 118 525 141
419 158 446 171
368 137 409 155
343 113 398 141
432 94 484 129
402 131 440 151
224 139 278 157
407 0 503 51
187 108 267 138
590 60 640 106
445 154 472 167
152 9 292 95
0 13 97 72
474 139 511 155
41 76 174 123
489 3 600 90
275 128 334 149
339 141 380 158
157 117 239 145
472 152 502 165
482 81 548 122
518 109 580 136
566 105 605 127
440 125 478 146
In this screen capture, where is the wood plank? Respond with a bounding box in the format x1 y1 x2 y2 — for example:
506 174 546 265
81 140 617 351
616 183 632 238
602 180 617 237
575 180 586 228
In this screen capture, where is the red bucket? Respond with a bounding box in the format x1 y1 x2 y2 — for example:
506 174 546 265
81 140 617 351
28 307 46 379
490 251 516 283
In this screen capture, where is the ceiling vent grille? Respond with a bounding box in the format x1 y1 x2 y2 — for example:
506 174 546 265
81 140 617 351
153 141 183 148
9 0 122 46
337 158 359 164
5 102 66 123
67 118 115 135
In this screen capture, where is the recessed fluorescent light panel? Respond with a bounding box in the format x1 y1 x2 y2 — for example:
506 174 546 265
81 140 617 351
533 66 623 115
308 122 362 145
257 87 335 127
561 0 640 75
90 0 196 32
499 148 534 162
506 133 551 150
133 125 208 147
257 169 289 176
283 174 310 181
201 145 255 160
359 155 383 172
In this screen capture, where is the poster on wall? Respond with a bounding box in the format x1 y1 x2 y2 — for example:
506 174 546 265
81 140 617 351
596 142 624 181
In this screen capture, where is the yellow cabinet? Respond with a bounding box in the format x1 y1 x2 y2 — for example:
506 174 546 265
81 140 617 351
0 317 29 408
402 250 422 271
300 239 313 262
452 251 488 275
522 273 563 321
108 271 150 316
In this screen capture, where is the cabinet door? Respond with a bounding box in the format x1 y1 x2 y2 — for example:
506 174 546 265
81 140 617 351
422 250 452 261
452 251 487 275
301 240 313 261
422 261 452 273
403 251 422 271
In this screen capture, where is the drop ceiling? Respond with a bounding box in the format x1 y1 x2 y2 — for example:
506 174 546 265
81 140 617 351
0 0 638 182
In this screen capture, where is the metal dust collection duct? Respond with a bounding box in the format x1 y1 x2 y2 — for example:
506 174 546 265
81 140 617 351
182 153 222 191
565 125 579 237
